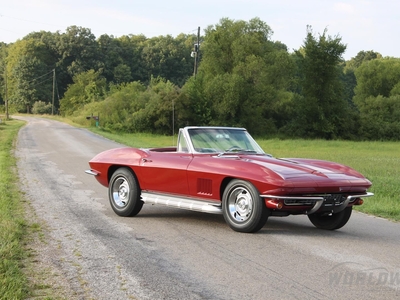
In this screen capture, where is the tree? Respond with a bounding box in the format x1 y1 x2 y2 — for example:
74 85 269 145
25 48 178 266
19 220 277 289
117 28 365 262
6 39 55 112
97 34 124 82
188 17 294 135
200 18 273 75
341 50 382 108
354 58 400 102
10 56 50 112
141 34 194 86
0 42 7 108
357 95 400 140
117 34 147 82
353 58 400 140
137 77 181 134
80 81 147 132
181 74 212 126
60 70 106 116
55 26 101 94
290 26 352 139
346 50 382 70
113 64 132 84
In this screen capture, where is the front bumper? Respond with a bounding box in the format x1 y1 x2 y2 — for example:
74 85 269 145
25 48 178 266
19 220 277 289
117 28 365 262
85 169 99 176
261 192 374 214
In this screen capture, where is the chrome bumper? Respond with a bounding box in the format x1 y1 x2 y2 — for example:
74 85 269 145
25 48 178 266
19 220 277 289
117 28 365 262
261 192 374 214
85 169 99 176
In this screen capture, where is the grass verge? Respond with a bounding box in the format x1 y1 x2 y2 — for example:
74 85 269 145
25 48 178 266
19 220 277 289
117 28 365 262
1 117 73 299
0 118 28 299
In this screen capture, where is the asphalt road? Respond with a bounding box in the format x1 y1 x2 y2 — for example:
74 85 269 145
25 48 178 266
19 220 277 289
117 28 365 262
15 116 400 300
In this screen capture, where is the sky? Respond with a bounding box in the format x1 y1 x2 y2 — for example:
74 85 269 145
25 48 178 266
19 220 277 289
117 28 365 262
1 0 399 60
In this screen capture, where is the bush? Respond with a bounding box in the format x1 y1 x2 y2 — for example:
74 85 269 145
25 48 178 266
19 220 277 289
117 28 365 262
32 101 53 114
358 95 400 140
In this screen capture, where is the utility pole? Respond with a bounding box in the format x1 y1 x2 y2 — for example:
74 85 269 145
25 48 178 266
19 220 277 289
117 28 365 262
172 99 174 142
193 26 200 78
4 67 9 120
52 68 55 115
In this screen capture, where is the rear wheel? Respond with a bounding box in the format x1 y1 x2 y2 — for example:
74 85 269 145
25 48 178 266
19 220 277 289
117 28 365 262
222 179 269 233
108 168 143 217
308 206 352 230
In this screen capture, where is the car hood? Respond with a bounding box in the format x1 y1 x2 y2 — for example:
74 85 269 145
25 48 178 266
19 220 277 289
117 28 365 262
235 154 366 180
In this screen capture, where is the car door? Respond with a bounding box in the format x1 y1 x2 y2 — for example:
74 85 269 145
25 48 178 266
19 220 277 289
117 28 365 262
138 151 193 195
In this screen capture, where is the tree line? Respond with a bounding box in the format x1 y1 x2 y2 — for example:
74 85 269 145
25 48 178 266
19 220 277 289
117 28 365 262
1 18 399 140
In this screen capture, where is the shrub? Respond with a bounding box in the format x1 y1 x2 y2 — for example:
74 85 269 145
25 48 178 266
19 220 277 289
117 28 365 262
32 101 53 114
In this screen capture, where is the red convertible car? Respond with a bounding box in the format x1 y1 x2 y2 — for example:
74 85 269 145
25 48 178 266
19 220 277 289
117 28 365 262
86 126 373 233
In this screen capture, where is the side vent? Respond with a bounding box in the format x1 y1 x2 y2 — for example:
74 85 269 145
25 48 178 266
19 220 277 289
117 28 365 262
197 178 212 195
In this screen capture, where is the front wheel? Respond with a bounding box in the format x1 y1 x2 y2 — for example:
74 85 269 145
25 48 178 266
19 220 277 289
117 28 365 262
308 206 352 230
222 180 269 233
108 168 143 217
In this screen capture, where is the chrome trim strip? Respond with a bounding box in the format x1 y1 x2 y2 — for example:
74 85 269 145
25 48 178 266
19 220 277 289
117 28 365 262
261 195 324 201
141 192 223 214
85 169 99 176
216 154 240 158
260 192 374 200
352 192 374 198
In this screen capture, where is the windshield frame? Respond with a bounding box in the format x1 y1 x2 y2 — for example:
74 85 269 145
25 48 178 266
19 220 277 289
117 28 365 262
177 126 265 155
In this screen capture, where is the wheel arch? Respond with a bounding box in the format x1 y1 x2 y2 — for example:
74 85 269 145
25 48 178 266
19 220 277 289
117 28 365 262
220 177 265 201
219 177 235 200
107 165 140 188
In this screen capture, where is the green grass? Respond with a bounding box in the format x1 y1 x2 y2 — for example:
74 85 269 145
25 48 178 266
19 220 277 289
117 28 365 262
0 118 29 299
0 118 62 299
91 127 178 147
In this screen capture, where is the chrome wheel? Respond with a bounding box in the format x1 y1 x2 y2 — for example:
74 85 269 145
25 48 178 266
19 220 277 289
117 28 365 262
111 177 130 208
228 187 254 222
222 179 269 233
108 168 143 217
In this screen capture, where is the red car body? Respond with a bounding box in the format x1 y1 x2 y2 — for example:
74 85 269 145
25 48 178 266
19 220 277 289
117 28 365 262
86 127 373 233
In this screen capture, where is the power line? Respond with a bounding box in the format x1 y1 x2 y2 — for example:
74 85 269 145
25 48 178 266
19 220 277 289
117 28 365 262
29 76 53 88
26 70 54 85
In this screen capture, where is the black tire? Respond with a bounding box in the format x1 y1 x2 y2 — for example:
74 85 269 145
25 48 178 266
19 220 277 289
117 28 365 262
308 206 353 230
222 179 269 233
108 168 143 217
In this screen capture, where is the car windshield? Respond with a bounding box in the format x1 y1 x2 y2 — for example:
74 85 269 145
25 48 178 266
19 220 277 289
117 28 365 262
188 128 265 154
